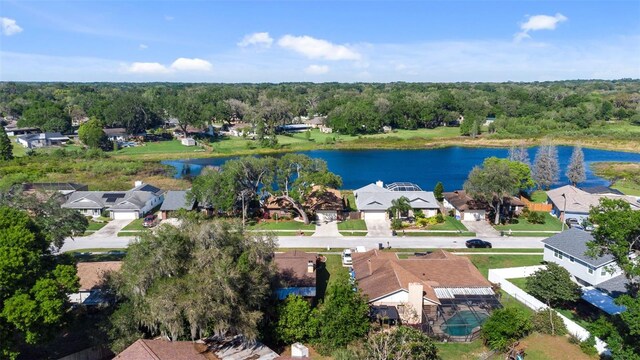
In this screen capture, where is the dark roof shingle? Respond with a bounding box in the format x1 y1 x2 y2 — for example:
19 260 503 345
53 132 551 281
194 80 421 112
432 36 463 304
542 229 615 267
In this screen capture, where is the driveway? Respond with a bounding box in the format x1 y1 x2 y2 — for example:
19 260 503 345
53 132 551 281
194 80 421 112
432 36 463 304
365 218 392 237
462 220 501 238
312 220 341 237
59 219 134 252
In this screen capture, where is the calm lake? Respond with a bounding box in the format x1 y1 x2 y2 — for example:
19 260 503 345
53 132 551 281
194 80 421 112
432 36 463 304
163 146 640 190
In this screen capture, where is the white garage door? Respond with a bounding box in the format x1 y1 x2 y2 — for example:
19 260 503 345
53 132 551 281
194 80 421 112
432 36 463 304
363 211 387 221
111 211 138 220
463 211 485 221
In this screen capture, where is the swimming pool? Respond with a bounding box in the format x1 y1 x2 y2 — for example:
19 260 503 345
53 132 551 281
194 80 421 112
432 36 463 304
441 310 489 336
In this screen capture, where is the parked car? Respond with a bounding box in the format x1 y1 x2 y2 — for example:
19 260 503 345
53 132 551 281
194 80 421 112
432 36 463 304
465 239 492 248
342 249 353 266
143 214 157 227
565 218 580 228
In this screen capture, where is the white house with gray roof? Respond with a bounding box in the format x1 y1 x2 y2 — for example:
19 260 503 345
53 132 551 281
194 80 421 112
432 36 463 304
16 132 70 148
160 190 196 219
546 185 639 223
542 229 624 288
62 181 164 219
354 181 439 220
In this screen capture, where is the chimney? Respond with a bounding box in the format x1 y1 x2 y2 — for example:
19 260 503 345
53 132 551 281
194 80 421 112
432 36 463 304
134 180 143 187
407 283 424 325
307 260 315 273
375 180 384 188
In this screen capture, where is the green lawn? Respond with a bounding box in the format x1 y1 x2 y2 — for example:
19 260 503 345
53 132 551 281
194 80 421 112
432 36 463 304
86 222 107 231
403 231 476 237
428 216 469 231
339 231 368 236
249 221 316 231
8 136 27 157
436 340 486 360
495 212 562 232
337 219 367 230
116 140 206 155
529 190 548 203
343 191 357 211
122 218 146 231
117 231 142 237
611 179 640 196
315 254 349 300
464 254 544 278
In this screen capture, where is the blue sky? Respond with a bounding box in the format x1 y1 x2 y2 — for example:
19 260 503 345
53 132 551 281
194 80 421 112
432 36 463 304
1 0 639 82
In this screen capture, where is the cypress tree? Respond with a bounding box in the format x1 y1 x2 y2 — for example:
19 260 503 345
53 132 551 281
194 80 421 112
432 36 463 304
0 126 14 161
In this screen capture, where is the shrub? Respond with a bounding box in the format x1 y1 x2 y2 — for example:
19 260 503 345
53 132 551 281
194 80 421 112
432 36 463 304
579 336 598 356
413 209 425 219
532 309 567 335
527 211 546 224
482 307 532 351
416 218 429 228
435 213 445 223
391 218 404 230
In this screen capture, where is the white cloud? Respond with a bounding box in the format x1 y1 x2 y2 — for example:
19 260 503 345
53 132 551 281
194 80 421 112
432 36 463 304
238 32 273 48
139 44 148 50
170 57 213 72
1 17 23 36
278 35 361 60
126 62 170 74
164 15 174 21
515 13 567 41
305 64 329 74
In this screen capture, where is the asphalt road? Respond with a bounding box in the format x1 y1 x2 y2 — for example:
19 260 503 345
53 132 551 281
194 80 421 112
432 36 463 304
60 234 546 252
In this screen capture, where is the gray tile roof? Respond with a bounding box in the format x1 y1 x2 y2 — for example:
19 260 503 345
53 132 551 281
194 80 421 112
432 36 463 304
160 190 195 211
596 275 631 297
354 183 439 211
542 229 615 267
62 183 163 212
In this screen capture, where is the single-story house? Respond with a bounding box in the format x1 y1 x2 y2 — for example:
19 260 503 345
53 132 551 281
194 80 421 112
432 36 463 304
173 125 216 137
22 182 88 197
543 229 630 314
352 250 498 330
277 124 311 133
354 181 440 220
274 250 317 300
319 125 333 134
303 116 326 128
115 336 279 360
16 132 69 148
547 185 639 223
159 190 196 220
443 190 488 221
223 122 253 137
103 128 129 142
3 126 39 136
262 197 292 219
305 186 345 222
62 181 164 219
502 196 526 217
69 261 121 306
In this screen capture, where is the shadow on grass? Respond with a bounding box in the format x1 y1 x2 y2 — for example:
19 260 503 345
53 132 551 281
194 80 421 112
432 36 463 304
315 260 330 302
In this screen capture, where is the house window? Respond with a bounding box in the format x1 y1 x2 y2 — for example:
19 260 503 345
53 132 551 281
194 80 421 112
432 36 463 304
558 252 563 260
554 250 560 258
588 268 594 274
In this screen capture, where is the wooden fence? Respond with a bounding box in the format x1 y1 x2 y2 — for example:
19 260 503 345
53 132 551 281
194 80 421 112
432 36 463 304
520 196 553 212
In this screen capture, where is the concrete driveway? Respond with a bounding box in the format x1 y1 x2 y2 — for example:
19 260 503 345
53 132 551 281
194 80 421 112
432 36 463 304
462 220 500 238
365 218 392 237
59 219 135 252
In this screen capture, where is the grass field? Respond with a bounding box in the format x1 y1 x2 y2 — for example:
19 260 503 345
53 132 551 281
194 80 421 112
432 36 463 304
248 220 316 231
529 190 548 203
337 219 367 230
611 179 640 196
464 254 544 278
495 212 562 232
116 140 206 155
428 216 469 231
315 254 349 300
121 218 146 231
86 222 107 231
117 231 142 237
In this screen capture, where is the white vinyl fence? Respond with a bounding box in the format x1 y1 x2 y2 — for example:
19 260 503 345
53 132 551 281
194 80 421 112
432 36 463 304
488 266 609 355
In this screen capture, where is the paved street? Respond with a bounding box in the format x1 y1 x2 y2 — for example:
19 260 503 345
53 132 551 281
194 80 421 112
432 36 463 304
60 232 545 252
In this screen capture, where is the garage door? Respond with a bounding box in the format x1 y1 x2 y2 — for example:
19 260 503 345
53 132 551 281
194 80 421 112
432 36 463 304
463 211 485 221
111 211 138 220
364 211 387 221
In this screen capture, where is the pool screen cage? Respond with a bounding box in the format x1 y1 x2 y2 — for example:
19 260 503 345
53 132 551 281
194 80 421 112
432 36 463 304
422 294 502 342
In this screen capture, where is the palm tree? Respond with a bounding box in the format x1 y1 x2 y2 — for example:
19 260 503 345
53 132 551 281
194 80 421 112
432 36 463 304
388 196 412 219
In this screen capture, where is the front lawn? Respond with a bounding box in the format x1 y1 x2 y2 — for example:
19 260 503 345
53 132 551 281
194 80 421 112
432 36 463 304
464 254 544 278
86 222 107 231
122 218 146 231
337 219 367 230
428 216 469 231
116 140 205 155
249 220 316 231
495 212 562 232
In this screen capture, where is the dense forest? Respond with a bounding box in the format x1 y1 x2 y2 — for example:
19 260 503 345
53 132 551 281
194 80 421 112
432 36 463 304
1 80 639 140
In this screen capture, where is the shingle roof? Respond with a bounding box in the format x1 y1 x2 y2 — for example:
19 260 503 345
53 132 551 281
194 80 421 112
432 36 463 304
581 186 625 196
542 229 615 267
160 190 195 211
115 339 216 360
76 261 122 291
274 251 317 288
596 275 631 297
62 183 163 212
352 250 491 304
354 183 439 211
547 185 639 214
443 190 489 211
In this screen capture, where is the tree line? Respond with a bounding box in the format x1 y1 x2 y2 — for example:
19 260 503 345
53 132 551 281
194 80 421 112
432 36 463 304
1 80 638 140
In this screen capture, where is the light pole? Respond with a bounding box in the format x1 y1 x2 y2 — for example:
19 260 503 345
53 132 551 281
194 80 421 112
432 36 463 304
561 193 567 231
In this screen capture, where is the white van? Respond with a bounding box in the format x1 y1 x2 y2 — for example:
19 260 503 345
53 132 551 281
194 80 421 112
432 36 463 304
342 249 353 266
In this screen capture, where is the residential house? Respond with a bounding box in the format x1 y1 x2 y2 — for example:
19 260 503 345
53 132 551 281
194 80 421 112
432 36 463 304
547 185 639 223
382 125 393 133
115 336 279 360
443 190 488 221
159 190 196 220
3 120 39 136
319 125 333 134
181 137 196 146
354 181 440 220
173 124 215 138
581 186 625 196
277 124 311 133
223 122 253 137
22 182 88 198
352 250 499 335
274 250 317 300
69 261 121 306
303 116 326 128
542 229 629 314
305 186 345 222
16 132 69 148
103 128 129 142
62 181 165 219
502 196 526 218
